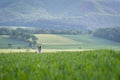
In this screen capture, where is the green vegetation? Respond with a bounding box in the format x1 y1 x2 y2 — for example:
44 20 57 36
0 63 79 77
34 34 120 50
0 27 120 50
0 50 120 80
93 27 120 42
0 34 120 50
63 35 120 50
0 27 85 35
0 28 37 47
30 28 83 34
35 34 78 44
0 35 29 49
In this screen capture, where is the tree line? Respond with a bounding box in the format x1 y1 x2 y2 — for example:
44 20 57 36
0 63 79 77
0 28 37 48
93 27 120 42
29 28 83 34
0 27 92 35
16 28 91 35
0 27 92 48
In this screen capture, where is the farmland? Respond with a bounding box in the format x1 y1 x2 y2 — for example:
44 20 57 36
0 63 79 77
0 50 120 80
0 0 120 80
0 35 29 49
34 34 79 44
35 34 120 50
63 35 120 50
0 34 120 50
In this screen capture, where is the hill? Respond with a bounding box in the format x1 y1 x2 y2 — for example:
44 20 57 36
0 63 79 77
0 35 29 48
35 34 79 45
0 0 120 30
93 27 120 42
35 34 120 50
0 34 120 50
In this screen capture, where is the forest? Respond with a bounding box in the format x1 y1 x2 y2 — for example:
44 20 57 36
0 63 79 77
0 27 120 47
93 27 120 42
0 28 37 47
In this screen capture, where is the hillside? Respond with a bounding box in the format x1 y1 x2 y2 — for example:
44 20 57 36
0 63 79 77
0 35 29 48
34 34 79 45
35 34 120 50
0 0 120 30
1 34 120 50
93 27 120 42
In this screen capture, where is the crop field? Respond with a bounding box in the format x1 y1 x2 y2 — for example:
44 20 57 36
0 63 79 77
0 34 120 50
35 34 120 50
63 35 120 50
34 34 79 45
0 50 120 80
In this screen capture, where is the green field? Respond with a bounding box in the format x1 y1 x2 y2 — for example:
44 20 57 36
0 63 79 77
0 35 29 49
35 34 120 50
34 34 79 44
0 50 120 80
0 34 120 50
63 35 120 50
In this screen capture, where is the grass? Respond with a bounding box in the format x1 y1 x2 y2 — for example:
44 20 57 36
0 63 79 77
34 34 79 44
62 34 120 50
0 34 120 50
0 35 29 49
0 50 120 80
35 34 120 50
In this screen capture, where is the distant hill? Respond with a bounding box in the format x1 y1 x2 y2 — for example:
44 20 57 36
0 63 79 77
93 27 120 42
0 0 120 30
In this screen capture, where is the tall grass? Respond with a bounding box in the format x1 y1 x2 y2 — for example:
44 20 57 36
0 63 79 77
0 50 120 80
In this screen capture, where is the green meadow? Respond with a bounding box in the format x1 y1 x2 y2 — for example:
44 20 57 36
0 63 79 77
0 34 120 80
35 34 120 50
0 50 120 80
0 34 120 50
63 35 120 50
0 35 29 49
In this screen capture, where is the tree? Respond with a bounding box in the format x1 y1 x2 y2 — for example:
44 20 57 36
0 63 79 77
93 27 120 42
33 40 37 46
17 46 21 49
28 41 33 47
8 43 12 48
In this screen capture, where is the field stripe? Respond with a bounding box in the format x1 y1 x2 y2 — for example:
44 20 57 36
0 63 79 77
0 49 92 53
34 34 80 44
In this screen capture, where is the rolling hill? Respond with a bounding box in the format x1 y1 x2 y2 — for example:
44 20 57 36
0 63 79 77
0 35 29 48
0 34 120 50
34 34 120 50
0 0 120 30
